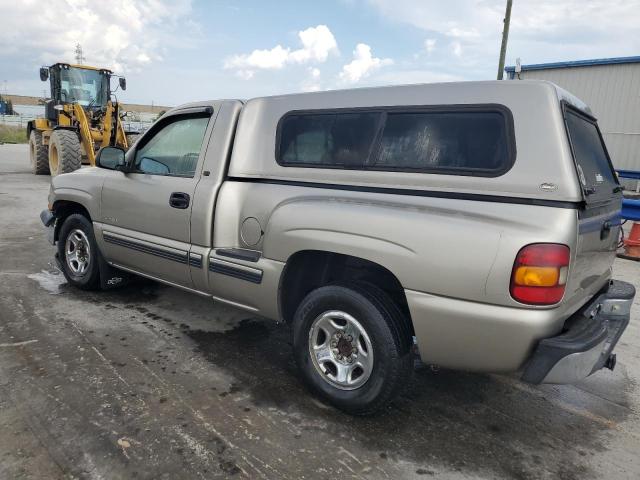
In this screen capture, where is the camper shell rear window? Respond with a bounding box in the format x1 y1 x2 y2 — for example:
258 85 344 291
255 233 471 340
562 103 619 204
276 104 516 177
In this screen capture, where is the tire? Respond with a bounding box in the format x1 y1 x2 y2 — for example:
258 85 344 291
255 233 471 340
49 130 81 176
292 282 414 415
29 130 50 175
57 214 101 290
125 134 140 150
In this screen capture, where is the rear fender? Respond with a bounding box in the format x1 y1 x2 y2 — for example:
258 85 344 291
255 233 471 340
262 198 414 287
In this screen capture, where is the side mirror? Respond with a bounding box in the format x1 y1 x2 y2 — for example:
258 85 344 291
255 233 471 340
97 146 127 171
40 67 49 82
119 77 127 91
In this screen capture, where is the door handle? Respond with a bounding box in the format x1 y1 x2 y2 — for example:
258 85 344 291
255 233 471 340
601 220 612 240
169 192 190 209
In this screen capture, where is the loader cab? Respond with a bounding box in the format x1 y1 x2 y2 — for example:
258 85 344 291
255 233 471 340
48 64 110 107
40 63 125 121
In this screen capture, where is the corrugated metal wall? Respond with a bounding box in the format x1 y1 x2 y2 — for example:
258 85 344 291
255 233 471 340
516 63 640 171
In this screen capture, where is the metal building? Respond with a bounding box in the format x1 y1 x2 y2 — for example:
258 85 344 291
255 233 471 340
506 56 640 171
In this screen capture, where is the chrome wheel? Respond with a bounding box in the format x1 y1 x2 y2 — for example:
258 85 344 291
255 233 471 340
308 310 374 390
65 229 91 276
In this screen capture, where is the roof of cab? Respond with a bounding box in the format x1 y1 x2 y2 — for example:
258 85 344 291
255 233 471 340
50 63 112 73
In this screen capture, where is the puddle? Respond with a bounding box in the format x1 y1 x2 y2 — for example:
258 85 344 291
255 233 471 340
27 269 67 294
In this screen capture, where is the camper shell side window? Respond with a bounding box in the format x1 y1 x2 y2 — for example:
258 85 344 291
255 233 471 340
276 104 517 178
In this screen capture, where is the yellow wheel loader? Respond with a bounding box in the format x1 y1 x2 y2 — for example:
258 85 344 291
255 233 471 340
27 63 139 176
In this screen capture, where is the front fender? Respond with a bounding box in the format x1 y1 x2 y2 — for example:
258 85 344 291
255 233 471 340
51 187 100 220
49 167 107 221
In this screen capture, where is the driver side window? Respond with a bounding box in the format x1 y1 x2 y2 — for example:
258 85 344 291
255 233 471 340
134 115 210 177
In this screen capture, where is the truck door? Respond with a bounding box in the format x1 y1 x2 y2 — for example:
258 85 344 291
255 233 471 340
99 106 215 287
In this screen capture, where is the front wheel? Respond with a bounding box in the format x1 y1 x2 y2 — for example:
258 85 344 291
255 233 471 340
292 283 414 415
49 130 81 176
57 214 100 290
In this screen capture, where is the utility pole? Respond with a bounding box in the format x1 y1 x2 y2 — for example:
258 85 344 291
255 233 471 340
497 0 513 80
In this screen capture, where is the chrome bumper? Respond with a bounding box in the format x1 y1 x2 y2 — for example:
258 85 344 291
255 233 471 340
522 280 634 384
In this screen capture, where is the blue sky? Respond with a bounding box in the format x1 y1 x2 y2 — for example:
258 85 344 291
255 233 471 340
1 0 639 106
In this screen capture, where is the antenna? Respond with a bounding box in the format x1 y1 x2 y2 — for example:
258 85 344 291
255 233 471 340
74 44 85 65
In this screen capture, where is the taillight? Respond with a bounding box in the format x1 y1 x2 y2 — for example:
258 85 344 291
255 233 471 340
510 243 570 305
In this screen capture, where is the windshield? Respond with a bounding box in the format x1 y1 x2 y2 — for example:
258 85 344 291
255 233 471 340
59 67 109 107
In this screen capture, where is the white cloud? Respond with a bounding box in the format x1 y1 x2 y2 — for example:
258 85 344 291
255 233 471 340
236 70 255 80
290 25 339 63
300 67 322 92
0 0 196 73
424 38 436 54
227 45 291 70
447 27 481 39
225 25 338 79
451 41 462 57
339 43 393 84
366 0 640 73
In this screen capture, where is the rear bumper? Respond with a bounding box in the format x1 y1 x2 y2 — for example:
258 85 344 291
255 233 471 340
521 280 634 384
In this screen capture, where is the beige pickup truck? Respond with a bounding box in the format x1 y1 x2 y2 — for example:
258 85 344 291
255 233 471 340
42 80 634 414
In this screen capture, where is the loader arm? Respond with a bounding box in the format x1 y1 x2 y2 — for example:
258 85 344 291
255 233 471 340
101 101 114 150
73 104 96 166
101 101 129 150
116 113 129 150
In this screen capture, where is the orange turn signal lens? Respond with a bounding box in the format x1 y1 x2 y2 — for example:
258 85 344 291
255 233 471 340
513 266 559 287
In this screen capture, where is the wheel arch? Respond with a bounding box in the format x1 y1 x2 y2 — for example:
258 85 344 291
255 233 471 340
277 249 413 333
51 199 93 243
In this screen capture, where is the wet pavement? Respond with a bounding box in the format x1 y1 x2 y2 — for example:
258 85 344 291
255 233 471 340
1 143 640 479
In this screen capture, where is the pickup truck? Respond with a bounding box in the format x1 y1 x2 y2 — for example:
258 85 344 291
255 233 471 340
42 80 634 415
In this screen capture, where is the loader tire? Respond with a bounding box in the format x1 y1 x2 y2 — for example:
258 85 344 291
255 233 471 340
49 130 81 176
29 130 50 175
125 134 140 150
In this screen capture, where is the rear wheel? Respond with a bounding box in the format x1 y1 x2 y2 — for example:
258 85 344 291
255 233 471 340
49 130 81 176
57 214 100 290
29 130 50 175
292 283 414 415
